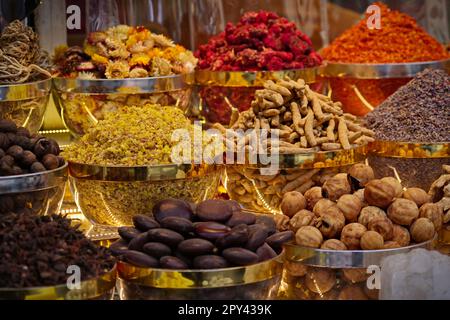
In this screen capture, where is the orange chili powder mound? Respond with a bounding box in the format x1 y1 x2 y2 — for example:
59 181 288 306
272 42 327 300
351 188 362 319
322 2 450 63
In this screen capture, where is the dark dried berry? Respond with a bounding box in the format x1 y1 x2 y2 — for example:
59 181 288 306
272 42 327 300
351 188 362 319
13 136 32 150
0 133 9 149
160 256 188 269
33 138 59 158
42 154 59 170
20 150 37 167
57 156 65 167
16 127 30 138
10 166 23 175
30 162 46 173
0 119 17 132
6 145 23 160
0 155 14 166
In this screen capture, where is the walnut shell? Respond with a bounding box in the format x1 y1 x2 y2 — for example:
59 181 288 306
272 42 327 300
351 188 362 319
419 203 443 231
358 206 387 227
304 187 323 211
354 189 368 207
338 285 369 300
383 241 401 249
313 198 336 217
410 218 435 243
403 188 431 207
348 163 375 187
380 177 403 198
360 231 384 250
368 217 394 241
281 191 307 218
295 226 323 248
387 198 419 226
364 179 396 208
342 268 369 283
305 268 336 294
318 207 346 239
337 194 362 222
289 210 315 232
391 225 410 247
321 239 347 250
285 260 308 277
322 174 352 201
340 223 367 250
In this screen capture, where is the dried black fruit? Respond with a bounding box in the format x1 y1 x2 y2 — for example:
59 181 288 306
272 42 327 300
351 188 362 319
152 199 193 223
118 227 141 242
0 119 17 133
6 145 23 160
124 251 158 268
265 230 294 250
193 255 228 269
177 238 215 257
133 215 160 231
30 162 46 173
222 248 259 266
20 150 37 167
142 242 171 258
42 154 59 170
196 200 233 222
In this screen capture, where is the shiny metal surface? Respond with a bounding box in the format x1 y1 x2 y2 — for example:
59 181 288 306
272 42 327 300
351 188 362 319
369 141 450 158
0 78 51 101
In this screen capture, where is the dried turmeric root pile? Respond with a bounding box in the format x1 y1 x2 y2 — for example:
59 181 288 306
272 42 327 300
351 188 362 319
216 77 374 153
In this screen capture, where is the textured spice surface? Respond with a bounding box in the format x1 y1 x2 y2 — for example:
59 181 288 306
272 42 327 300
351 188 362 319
322 3 450 63
0 212 115 288
365 69 450 142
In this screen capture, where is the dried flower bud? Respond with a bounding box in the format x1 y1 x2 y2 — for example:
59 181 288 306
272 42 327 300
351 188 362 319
295 226 323 248
323 174 352 201
358 206 386 227
410 218 435 243
281 191 307 218
305 268 336 294
348 164 375 187
391 225 410 247
364 179 395 208
289 210 315 232
387 199 419 226
321 239 347 250
340 223 366 250
337 194 362 222
380 177 403 198
419 203 443 231
360 230 384 250
403 188 431 207
368 217 393 241
304 187 323 210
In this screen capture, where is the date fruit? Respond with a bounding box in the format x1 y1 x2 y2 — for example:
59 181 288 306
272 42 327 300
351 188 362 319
177 238 215 256
147 228 184 247
222 248 259 266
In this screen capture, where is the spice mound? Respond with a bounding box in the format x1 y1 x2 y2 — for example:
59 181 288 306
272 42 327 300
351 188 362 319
53 25 197 79
111 198 293 269
322 2 450 63
0 20 51 84
0 212 115 288
365 69 450 143
62 104 198 166
195 11 322 71
218 77 374 152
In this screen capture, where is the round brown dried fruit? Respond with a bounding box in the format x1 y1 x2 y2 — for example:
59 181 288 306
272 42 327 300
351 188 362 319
348 164 375 187
403 188 431 207
360 231 384 250
419 203 443 231
321 239 347 250
340 223 367 250
281 191 307 218
304 187 323 211
387 199 419 226
273 214 290 231
353 189 368 207
313 199 336 217
289 210 315 232
364 180 395 208
368 217 393 241
305 268 336 294
295 226 323 248
383 241 401 249
391 225 410 247
318 207 345 239
358 206 386 227
337 194 362 222
342 268 368 283
285 260 308 277
380 177 403 198
410 218 435 243
323 174 352 201
338 285 369 300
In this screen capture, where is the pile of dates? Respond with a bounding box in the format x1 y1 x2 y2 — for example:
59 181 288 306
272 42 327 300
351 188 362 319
111 199 294 269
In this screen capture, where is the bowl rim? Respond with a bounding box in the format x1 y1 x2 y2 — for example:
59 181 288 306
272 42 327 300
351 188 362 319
0 77 52 101
368 140 450 159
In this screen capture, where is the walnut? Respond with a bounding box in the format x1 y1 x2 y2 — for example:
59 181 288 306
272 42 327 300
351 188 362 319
322 174 352 201
285 260 308 277
313 199 336 217
403 188 431 207
358 206 387 227
383 241 401 249
340 223 367 250
342 268 368 283
338 285 369 300
348 163 375 187
295 226 323 248
337 194 362 222
305 268 336 294
410 218 435 243
380 177 403 198
321 239 347 250
360 231 384 250
387 199 419 226
364 179 396 208
289 210 315 232
304 187 323 210
318 206 345 238
368 217 393 241
273 214 290 231
391 225 410 247
281 191 307 218
419 203 443 231
354 189 368 207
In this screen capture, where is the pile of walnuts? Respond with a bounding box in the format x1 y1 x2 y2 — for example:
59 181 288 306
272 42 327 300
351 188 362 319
277 163 444 250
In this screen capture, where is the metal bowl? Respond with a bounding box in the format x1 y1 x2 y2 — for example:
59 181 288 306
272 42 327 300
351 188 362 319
320 59 450 116
117 254 283 300
68 161 224 230
0 78 52 134
52 74 194 137
0 163 68 216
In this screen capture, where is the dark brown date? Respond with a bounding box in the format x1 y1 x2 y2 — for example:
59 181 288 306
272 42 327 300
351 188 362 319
133 215 160 231
142 242 172 258
128 232 149 251
124 250 159 268
227 200 242 214
222 248 259 266
118 227 141 242
226 212 256 227
256 243 278 262
255 215 277 235
266 231 294 249
196 200 233 222
109 239 129 256
147 228 184 248
160 216 194 235
153 199 193 223
193 255 229 269
246 228 268 251
216 224 249 248
177 238 215 257
160 256 189 269
194 222 231 240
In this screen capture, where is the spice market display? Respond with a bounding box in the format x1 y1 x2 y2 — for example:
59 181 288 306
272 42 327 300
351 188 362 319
0 1 449 302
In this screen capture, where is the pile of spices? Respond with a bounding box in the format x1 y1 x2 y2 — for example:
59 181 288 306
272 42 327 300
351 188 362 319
53 25 197 79
0 212 115 288
365 69 450 142
195 11 322 71
0 20 51 84
322 2 450 63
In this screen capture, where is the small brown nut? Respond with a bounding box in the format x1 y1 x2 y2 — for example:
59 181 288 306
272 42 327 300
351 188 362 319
321 239 347 250
337 194 362 222
368 217 393 241
289 210 315 232
323 174 352 201
295 226 323 248
360 231 384 250
354 189 368 207
281 191 307 218
419 203 443 231
318 207 345 239
305 268 336 294
364 180 395 208
348 163 375 187
410 218 435 243
304 187 323 210
391 225 410 247
342 268 368 283
313 199 336 217
273 214 290 231
285 260 308 277
338 285 369 300
403 188 431 207
380 177 403 198
387 199 419 226
358 206 387 227
383 241 401 249
340 223 367 250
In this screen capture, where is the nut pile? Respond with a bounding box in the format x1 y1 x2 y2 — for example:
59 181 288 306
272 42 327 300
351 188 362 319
429 165 450 225
111 199 293 269
0 211 115 288
217 77 374 152
278 163 442 250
